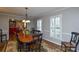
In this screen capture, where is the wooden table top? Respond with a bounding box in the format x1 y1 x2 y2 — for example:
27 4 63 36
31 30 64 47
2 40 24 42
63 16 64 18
18 33 33 43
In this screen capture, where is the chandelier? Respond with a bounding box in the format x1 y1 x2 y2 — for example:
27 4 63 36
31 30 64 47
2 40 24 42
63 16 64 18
22 7 30 23
22 7 30 28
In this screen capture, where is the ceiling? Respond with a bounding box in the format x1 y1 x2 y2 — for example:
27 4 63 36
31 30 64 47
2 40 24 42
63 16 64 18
0 7 67 19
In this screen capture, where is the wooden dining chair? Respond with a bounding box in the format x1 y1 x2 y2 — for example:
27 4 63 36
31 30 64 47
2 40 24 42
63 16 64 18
16 33 32 52
37 33 43 51
31 29 41 34
0 29 7 51
0 29 2 42
30 33 43 52
16 33 24 52
61 32 79 52
0 29 7 43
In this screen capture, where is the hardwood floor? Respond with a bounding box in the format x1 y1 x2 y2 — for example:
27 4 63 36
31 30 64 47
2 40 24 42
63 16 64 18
1 34 62 52
42 39 62 52
0 42 5 51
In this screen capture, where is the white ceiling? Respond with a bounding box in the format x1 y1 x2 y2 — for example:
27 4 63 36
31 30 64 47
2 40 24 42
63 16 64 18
0 7 67 18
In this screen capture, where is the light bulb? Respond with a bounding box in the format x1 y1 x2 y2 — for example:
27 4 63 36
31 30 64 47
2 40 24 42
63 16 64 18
26 20 30 23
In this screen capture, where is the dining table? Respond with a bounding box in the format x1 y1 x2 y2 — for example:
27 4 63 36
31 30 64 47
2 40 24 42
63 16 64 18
18 33 33 43
17 32 39 51
17 31 40 43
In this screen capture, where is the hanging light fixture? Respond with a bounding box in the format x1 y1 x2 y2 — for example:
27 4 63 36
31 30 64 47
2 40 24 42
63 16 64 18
22 7 30 28
22 7 30 23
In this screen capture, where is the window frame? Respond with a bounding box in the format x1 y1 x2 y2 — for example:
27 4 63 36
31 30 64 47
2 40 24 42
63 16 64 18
37 19 42 31
50 14 62 40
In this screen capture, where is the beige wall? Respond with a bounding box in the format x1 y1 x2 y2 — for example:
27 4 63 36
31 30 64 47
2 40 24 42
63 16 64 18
0 13 36 40
0 13 24 40
36 7 79 46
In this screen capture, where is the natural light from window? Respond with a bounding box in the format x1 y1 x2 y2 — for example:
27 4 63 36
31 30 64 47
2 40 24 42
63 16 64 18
50 15 62 40
37 19 42 31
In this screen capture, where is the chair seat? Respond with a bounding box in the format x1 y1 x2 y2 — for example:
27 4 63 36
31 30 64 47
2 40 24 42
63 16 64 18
61 42 75 48
30 44 39 49
61 32 79 52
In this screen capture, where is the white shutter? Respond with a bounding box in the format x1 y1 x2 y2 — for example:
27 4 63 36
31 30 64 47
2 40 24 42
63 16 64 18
37 19 42 31
50 15 62 40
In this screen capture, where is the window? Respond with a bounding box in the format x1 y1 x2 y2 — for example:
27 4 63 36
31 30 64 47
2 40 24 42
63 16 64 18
37 19 42 31
50 15 62 40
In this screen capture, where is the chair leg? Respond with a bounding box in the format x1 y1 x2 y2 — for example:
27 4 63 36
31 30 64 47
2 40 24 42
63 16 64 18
61 44 63 51
19 48 21 52
19 46 22 52
1 36 2 42
61 45 66 52
38 44 41 52
17 46 21 52
64 46 67 52
27 46 30 51
74 47 77 52
61 44 65 51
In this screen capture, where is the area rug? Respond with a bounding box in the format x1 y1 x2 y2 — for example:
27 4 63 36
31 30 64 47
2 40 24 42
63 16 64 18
5 40 17 52
4 40 62 52
42 42 62 52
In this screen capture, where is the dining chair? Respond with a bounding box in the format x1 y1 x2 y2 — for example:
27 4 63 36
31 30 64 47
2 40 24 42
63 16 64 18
0 29 7 43
2 34 7 43
0 29 7 51
16 33 24 52
0 29 2 42
37 33 43 52
31 29 41 34
61 32 79 52
30 33 43 52
16 32 33 52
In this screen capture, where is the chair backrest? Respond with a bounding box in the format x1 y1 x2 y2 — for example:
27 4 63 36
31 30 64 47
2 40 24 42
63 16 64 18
0 29 2 35
16 33 23 47
37 33 43 43
16 33 21 42
0 29 2 42
70 32 79 47
31 30 41 34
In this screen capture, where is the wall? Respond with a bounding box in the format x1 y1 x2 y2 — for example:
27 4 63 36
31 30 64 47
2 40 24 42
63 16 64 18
0 14 9 40
36 7 79 46
27 19 37 31
0 13 24 40
0 13 35 40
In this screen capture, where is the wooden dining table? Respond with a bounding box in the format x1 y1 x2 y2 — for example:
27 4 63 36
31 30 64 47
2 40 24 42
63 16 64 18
17 32 40 51
18 33 33 43
17 31 40 43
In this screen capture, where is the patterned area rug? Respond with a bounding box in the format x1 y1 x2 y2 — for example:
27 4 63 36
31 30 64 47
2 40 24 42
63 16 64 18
5 40 17 52
42 42 62 52
4 40 62 52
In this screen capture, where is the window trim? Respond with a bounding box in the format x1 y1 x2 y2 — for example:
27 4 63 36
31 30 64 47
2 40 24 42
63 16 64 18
37 19 42 31
50 14 62 40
